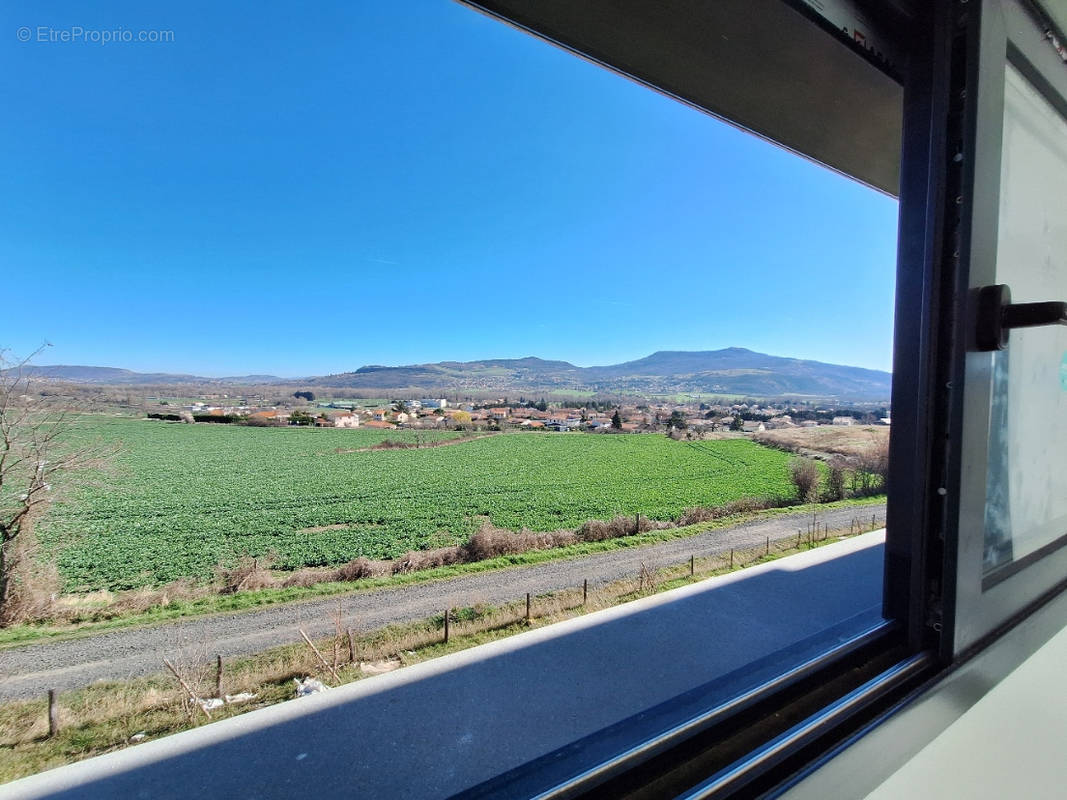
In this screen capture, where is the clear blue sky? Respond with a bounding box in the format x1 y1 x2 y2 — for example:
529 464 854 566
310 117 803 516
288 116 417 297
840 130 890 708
0 1 899 377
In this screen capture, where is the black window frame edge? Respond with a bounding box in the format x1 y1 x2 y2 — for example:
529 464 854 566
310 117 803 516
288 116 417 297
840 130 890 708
783 0 1067 792
444 1 1066 797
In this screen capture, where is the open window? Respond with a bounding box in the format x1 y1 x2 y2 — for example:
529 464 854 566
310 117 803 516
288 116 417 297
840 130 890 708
6 1 1067 798
448 0 1067 796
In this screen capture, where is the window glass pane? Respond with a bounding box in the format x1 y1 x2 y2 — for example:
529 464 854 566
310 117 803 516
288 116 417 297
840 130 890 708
0 2 898 788
983 64 1067 573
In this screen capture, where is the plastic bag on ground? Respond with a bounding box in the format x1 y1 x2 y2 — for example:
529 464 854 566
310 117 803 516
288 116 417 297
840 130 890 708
294 677 329 696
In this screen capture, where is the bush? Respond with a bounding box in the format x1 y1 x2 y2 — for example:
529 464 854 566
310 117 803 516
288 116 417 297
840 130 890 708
336 557 375 581
852 437 890 495
372 440 417 450
824 458 847 501
576 514 663 542
216 557 276 594
676 496 789 527
244 416 284 427
280 568 326 588
790 457 820 502
391 546 463 574
462 523 576 560
753 431 801 454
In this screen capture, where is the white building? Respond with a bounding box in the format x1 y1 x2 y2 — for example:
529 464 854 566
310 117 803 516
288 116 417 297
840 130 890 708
420 398 449 409
333 415 360 428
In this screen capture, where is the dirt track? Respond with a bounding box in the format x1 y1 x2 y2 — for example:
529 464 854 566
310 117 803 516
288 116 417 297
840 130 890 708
0 503 884 701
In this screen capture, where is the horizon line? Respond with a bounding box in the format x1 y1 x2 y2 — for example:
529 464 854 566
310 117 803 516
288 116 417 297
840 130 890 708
26 345 894 380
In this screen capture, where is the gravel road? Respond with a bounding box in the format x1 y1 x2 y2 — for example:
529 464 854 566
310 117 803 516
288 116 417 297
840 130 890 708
0 503 884 701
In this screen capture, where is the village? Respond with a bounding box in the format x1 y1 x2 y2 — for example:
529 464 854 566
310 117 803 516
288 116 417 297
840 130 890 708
159 394 891 436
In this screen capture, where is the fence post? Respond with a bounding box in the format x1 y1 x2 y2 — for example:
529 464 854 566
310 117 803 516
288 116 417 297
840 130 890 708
444 608 450 644
766 536 770 556
583 578 588 605
690 554 695 576
526 593 532 623
729 549 734 569
872 514 877 530
215 654 223 700
48 690 59 737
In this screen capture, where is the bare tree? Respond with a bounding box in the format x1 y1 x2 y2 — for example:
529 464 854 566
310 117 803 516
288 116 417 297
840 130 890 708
824 456 848 501
852 435 890 496
0 348 109 625
789 457 820 503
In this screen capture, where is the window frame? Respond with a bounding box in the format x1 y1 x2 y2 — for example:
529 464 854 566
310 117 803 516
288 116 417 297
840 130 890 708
948 0 1067 658
452 0 1067 795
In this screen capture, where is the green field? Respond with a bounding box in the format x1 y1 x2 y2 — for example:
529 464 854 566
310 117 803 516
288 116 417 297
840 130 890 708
40 418 797 591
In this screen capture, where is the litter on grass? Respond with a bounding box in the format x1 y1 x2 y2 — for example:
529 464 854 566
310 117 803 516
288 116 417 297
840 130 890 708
294 677 329 697
196 692 259 711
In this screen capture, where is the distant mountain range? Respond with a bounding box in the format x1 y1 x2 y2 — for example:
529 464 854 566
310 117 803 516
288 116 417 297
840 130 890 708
24 348 892 400
21 366 286 385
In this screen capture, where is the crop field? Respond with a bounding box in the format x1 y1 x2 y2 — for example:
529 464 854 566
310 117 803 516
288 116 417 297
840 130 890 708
39 417 797 591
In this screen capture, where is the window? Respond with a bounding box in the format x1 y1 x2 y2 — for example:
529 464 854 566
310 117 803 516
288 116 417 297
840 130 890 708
4 1 1065 798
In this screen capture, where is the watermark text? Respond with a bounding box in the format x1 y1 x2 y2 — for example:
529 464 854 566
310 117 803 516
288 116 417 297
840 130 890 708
17 26 175 45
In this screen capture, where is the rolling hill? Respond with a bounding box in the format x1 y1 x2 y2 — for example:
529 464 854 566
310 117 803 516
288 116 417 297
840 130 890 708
21 348 891 400
309 348 890 400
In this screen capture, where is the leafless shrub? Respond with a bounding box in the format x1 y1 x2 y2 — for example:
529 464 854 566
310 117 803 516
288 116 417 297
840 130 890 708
217 557 277 594
243 416 284 428
280 568 330 589
790 457 820 503
462 522 577 561
372 440 417 450
753 431 802 454
637 562 659 594
677 506 720 526
336 557 376 581
676 496 788 527
576 514 667 542
728 496 777 514
852 436 890 496
391 546 463 574
824 457 848 501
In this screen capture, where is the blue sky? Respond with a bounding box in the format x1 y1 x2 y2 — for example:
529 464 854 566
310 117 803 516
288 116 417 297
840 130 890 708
0 1 899 377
